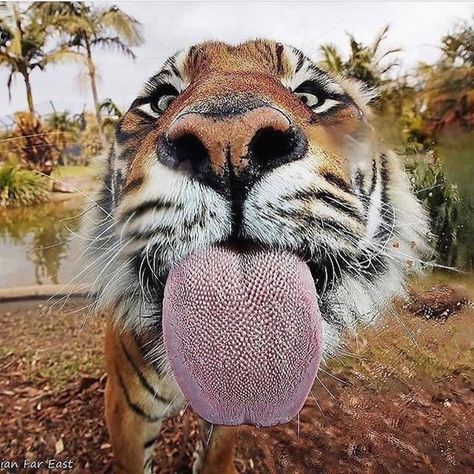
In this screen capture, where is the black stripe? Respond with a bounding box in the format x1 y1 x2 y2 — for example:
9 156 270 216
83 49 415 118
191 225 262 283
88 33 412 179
116 144 137 164
189 45 201 70
374 153 394 241
122 177 144 195
269 204 358 243
128 206 205 241
143 436 159 450
319 191 363 222
131 253 167 300
307 250 360 322
130 108 156 123
95 187 114 218
353 170 364 193
129 97 150 109
368 157 378 196
320 217 359 243
295 50 305 73
359 158 378 212
115 111 154 143
289 189 364 223
116 365 162 423
322 172 354 195
119 198 179 222
158 69 173 78
144 457 153 472
275 43 284 73
169 60 182 80
357 252 387 280
120 340 172 405
128 225 175 242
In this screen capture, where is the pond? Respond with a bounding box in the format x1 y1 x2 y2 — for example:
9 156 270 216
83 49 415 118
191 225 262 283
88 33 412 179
0 198 87 288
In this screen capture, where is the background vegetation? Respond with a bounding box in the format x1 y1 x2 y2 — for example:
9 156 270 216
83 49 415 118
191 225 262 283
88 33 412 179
321 19 474 270
0 3 472 270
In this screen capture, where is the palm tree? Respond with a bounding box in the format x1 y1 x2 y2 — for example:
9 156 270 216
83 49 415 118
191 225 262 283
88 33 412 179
99 97 122 142
0 2 80 114
35 2 142 144
319 44 345 76
319 25 401 90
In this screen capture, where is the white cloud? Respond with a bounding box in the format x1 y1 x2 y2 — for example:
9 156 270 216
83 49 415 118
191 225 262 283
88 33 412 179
0 1 472 119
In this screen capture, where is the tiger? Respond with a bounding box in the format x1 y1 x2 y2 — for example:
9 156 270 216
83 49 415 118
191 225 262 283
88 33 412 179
83 39 430 474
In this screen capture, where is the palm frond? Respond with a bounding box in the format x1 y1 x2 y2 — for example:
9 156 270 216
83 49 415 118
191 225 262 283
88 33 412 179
378 48 402 61
319 43 345 74
91 36 136 58
371 25 391 55
100 7 143 46
99 97 123 117
40 47 86 67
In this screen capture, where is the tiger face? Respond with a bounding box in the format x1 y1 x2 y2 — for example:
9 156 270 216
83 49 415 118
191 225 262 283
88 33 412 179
87 40 429 427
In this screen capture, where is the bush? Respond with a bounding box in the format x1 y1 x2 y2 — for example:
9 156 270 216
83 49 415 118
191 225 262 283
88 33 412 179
12 112 59 176
407 153 461 268
79 112 103 163
0 162 50 208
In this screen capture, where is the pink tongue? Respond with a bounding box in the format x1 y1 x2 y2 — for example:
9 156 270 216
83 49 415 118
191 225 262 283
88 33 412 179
162 245 322 427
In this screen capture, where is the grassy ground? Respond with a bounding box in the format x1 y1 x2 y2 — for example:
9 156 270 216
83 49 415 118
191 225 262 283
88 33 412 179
51 165 98 180
50 164 99 199
0 275 472 473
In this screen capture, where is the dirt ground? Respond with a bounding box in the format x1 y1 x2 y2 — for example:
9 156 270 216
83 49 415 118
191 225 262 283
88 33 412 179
0 276 473 473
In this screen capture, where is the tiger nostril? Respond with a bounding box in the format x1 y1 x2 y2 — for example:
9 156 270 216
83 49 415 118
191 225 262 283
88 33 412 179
168 133 209 173
248 127 303 168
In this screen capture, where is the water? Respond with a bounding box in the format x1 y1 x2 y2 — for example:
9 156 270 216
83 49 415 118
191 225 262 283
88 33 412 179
0 199 85 288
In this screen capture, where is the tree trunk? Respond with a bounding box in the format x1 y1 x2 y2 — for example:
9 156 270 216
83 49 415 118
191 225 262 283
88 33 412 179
85 38 106 148
13 5 34 115
22 71 35 115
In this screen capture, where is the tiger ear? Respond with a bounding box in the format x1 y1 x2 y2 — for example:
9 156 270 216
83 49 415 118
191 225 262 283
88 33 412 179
340 77 378 116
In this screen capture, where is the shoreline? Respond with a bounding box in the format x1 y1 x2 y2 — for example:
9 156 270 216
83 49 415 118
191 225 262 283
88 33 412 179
0 284 91 302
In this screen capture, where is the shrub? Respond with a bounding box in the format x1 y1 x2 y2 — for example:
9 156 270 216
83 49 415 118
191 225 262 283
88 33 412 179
407 153 461 268
79 112 103 163
0 162 50 208
12 112 59 176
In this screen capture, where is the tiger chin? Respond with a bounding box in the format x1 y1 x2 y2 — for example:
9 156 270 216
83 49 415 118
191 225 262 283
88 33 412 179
83 39 430 473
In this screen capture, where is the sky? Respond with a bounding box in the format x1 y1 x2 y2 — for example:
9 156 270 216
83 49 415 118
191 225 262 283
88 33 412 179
0 1 472 122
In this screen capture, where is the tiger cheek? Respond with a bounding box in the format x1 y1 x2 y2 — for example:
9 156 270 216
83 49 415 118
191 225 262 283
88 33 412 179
126 129 160 188
306 125 344 160
326 105 370 138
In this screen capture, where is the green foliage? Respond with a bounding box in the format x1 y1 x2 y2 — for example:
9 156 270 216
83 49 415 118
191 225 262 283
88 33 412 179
440 17 474 67
0 2 82 113
437 133 474 271
34 2 143 52
0 162 50 208
45 109 81 165
319 25 400 93
394 18 474 143
12 112 59 175
358 19 474 270
416 22 474 137
99 98 122 141
407 155 462 268
319 44 345 75
78 112 102 162
32 2 143 144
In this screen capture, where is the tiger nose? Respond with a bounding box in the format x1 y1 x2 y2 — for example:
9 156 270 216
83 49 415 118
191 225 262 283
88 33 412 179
160 107 306 179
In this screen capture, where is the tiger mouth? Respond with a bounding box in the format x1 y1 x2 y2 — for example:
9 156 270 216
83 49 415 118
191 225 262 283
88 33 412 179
161 243 323 427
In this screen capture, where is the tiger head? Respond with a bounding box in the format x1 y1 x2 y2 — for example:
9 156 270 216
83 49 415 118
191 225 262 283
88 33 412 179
87 40 429 426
